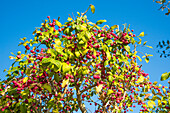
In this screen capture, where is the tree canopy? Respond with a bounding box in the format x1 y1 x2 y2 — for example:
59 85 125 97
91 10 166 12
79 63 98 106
0 5 170 113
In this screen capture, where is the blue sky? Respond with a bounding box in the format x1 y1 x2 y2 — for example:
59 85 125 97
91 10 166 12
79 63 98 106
0 0 170 112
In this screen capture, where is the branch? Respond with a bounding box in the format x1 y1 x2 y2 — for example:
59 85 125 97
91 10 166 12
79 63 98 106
82 4 92 16
80 83 97 94
76 85 87 113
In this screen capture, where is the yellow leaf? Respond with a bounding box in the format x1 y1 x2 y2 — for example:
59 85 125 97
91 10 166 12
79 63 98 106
81 24 87 31
136 56 142 62
144 93 152 99
146 45 153 49
110 25 118 30
62 79 69 88
162 88 166 94
82 49 89 56
75 51 80 57
54 39 61 46
90 5 95 14
138 38 142 44
139 32 144 37
158 100 162 108
23 77 28 83
32 29 37 35
55 20 62 27
145 57 149 63
96 84 103 93
143 41 147 45
9 56 15 60
67 17 73 21
136 76 144 84
129 108 133 111
148 100 155 108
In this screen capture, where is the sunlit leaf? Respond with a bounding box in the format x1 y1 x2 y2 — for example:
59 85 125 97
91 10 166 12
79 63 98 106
75 51 80 57
148 100 155 108
124 45 130 52
139 32 144 37
55 39 61 46
136 56 142 62
55 20 62 27
107 89 113 95
96 84 103 93
90 5 95 14
23 77 28 83
146 45 153 49
62 63 71 73
145 57 149 63
42 58 51 64
161 72 170 81
43 83 52 93
62 79 69 88
136 76 144 84
67 17 73 21
108 75 114 82
110 25 118 30
144 93 152 99
96 20 106 25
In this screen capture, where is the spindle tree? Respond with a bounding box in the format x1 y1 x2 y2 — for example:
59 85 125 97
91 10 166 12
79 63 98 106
0 5 170 113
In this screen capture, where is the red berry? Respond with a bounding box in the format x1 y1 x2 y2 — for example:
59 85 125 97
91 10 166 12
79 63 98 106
17 55 21 59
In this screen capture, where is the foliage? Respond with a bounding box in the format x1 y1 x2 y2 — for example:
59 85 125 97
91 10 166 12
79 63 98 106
157 40 170 81
157 40 170 58
153 0 170 15
0 4 170 113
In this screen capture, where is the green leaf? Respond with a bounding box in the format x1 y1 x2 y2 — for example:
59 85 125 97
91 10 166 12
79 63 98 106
85 31 91 39
76 25 81 31
51 59 62 69
124 45 130 52
47 49 57 58
108 75 114 82
90 5 95 14
75 51 80 57
107 89 113 95
55 39 61 46
67 17 73 21
55 20 62 27
23 77 28 83
161 72 170 81
54 75 59 82
145 57 149 63
63 27 69 34
42 58 51 63
96 20 107 25
139 32 144 37
43 83 52 93
104 60 109 66
79 40 84 45
136 76 144 84
110 25 118 30
62 63 71 73
20 103 27 113
62 79 69 88
148 100 156 108
106 51 111 60
77 12 80 16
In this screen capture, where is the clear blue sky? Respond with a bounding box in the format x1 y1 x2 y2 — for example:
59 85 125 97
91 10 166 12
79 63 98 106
0 0 170 112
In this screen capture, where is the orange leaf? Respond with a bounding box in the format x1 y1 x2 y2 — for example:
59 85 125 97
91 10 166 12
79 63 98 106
144 93 152 99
